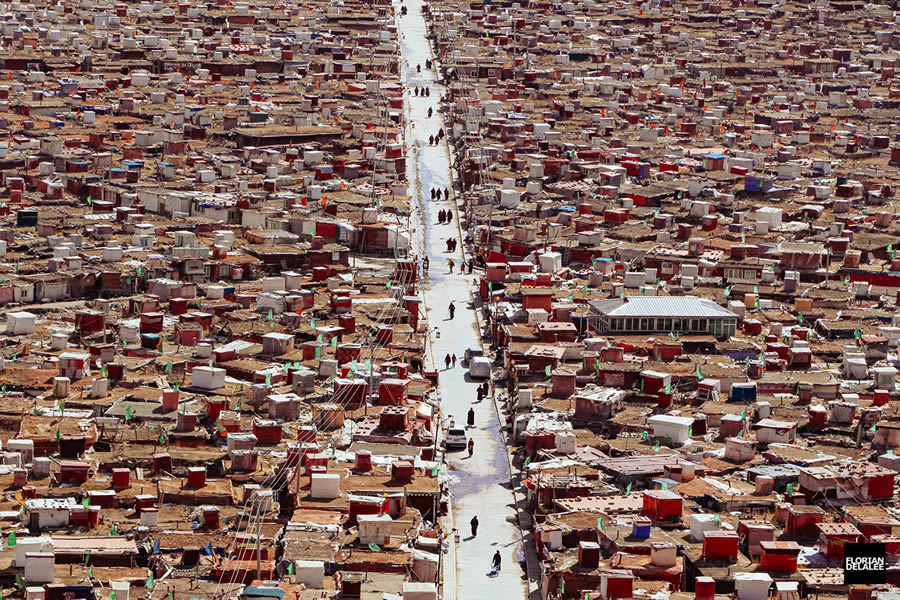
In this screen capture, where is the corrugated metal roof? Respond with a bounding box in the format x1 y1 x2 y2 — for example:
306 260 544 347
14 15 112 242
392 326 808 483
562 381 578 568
589 297 738 319
51 536 138 553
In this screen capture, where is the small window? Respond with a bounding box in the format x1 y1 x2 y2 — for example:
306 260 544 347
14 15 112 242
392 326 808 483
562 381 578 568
640 318 649 331
487 68 497 77
744 269 757 279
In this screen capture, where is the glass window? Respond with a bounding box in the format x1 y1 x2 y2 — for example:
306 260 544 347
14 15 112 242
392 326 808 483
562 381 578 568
640 318 649 330
698 319 707 332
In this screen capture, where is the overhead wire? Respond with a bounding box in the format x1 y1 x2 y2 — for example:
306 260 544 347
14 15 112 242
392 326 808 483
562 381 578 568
204 1 416 598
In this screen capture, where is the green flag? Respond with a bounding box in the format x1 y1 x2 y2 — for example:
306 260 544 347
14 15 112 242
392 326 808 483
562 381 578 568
642 431 648 439
597 517 605 531
661 482 668 491
560 578 565 595
265 372 272 386
310 318 316 330
146 572 154 590
871 423 877 432
125 406 132 421
696 365 703 380
844 275 850 284
753 284 759 293
268 309 273 321
738 429 744 438
524 457 531 467
195 565 200 578
786 483 793 496
568 293 574 302
89 566 94 579
665 382 671 394
159 432 166 444
101 366 107 378
653 440 660 452
7 532 15 547
724 285 731 296
351 359 358 372
545 365 551 377
714 514 720 526
583 285 588 293
625 482 631 495
56 428 60 441
854 329 861 340
287 562 294 575
16 573 24 589
110 524 117 536
110 593 116 600
137 265 143 276
82 497 90 508
331 336 338 348
431 464 439 477
315 346 321 359
368 542 381 552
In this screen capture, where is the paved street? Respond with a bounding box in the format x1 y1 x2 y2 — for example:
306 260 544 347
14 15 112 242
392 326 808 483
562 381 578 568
395 1 529 598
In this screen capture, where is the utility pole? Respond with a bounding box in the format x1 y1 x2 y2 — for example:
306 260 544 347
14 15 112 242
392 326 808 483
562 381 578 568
255 502 263 582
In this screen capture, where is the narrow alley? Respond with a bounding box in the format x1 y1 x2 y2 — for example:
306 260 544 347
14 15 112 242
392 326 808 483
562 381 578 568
394 0 530 598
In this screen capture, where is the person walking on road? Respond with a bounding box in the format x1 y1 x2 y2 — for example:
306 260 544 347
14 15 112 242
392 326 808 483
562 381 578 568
448 258 455 273
491 550 501 572
448 302 455 320
452 353 457 368
467 407 474 428
444 354 451 370
467 438 474 457
470 515 478 537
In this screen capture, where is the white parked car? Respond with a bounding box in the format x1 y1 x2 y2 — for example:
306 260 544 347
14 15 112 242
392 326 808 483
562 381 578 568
468 356 491 379
445 427 468 450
